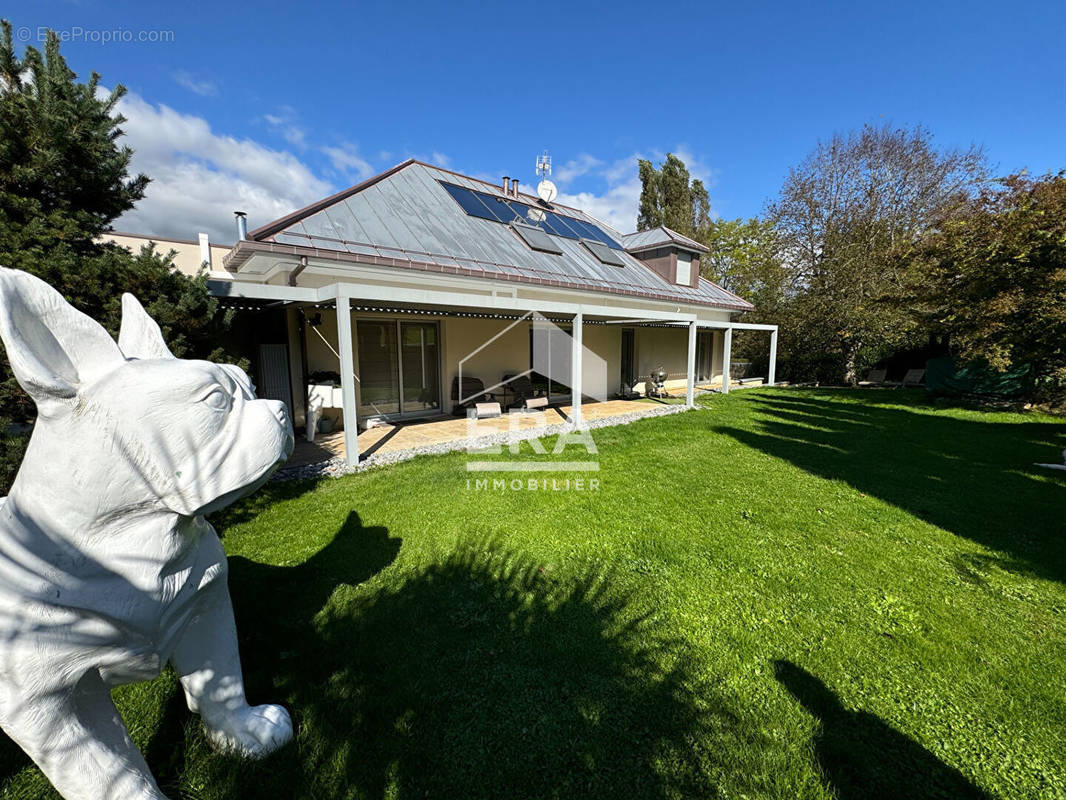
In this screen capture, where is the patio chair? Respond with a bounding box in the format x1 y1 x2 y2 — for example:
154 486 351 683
899 368 926 388
450 375 492 415
858 369 888 386
501 373 542 410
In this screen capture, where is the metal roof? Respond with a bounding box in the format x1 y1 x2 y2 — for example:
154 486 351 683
243 160 752 311
622 226 710 254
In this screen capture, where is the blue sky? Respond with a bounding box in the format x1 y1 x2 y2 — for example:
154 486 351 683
8 0 1065 243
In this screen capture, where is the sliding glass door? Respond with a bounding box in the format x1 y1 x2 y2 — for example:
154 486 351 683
357 321 400 417
529 321 572 403
356 319 440 420
695 331 715 382
400 322 440 413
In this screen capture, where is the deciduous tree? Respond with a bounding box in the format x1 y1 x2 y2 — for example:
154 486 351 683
770 124 986 383
909 172 1066 401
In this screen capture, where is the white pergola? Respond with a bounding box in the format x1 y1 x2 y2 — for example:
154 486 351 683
209 278 778 467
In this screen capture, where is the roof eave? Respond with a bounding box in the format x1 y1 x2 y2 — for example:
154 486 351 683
222 239 755 312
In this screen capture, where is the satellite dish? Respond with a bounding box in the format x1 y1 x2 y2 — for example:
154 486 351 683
537 179 558 204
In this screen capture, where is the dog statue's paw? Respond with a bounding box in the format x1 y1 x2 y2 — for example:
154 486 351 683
204 703 293 758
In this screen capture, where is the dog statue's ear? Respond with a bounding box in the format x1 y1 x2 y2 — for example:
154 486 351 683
118 293 175 360
0 267 125 411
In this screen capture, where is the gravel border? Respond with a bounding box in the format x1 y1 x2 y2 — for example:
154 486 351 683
272 403 694 482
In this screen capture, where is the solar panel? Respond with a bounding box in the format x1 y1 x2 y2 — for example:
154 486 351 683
438 181 623 250
581 238 626 267
566 216 619 249
440 182 498 222
541 212 583 239
482 194 525 224
511 222 563 254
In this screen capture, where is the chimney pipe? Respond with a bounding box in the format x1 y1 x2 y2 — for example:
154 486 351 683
234 211 248 241
511 179 519 198
502 176 510 195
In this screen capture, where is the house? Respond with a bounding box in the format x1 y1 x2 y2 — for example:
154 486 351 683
144 159 779 466
99 230 231 275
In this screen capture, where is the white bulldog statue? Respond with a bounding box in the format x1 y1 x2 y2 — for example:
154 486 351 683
0 267 295 799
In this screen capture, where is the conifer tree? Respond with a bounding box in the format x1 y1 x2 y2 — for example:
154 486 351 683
0 22 236 493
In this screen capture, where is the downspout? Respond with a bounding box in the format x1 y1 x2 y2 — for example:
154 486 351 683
298 307 310 431
288 255 308 286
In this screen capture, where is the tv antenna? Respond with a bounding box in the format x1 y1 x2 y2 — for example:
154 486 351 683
536 150 557 204
536 150 552 178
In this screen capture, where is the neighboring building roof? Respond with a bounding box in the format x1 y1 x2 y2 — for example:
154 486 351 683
622 226 710 254
239 160 752 311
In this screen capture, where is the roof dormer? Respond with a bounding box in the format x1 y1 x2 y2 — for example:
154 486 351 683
621 226 708 289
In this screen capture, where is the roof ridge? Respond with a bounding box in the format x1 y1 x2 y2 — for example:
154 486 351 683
659 224 706 248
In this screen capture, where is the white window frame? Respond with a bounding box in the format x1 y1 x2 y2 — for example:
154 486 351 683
676 253 692 285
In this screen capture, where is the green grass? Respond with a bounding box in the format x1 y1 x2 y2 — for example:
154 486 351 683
2 388 1065 799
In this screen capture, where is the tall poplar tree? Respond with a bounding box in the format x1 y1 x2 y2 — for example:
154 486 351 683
636 154 710 237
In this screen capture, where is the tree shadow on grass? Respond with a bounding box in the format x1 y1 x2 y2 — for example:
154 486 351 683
173 535 766 799
714 389 1066 585
0 516 768 799
774 660 990 799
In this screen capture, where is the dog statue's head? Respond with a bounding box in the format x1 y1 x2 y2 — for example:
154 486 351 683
0 267 294 518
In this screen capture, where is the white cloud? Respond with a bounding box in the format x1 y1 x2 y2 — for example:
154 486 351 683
172 70 217 97
321 143 375 181
110 91 333 243
556 155 642 234
430 151 451 168
262 106 308 149
554 153 604 185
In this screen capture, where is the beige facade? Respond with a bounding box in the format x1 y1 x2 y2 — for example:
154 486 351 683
98 231 232 277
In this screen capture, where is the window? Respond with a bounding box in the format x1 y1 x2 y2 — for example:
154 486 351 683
511 222 563 254
581 238 626 267
438 180 623 250
676 253 692 285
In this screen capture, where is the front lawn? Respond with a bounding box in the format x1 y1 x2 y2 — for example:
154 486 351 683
2 389 1064 799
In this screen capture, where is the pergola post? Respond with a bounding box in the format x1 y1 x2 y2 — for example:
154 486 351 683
336 290 359 466
721 326 733 394
768 328 778 387
571 311 583 427
686 320 697 407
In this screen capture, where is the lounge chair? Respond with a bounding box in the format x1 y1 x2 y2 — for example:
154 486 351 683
899 368 926 388
858 369 888 386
